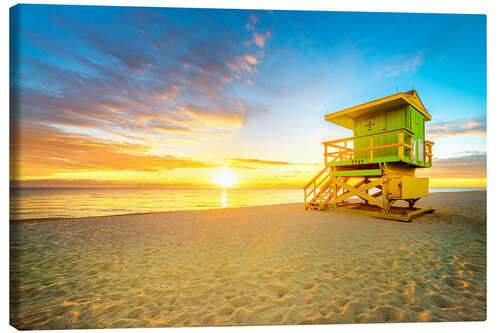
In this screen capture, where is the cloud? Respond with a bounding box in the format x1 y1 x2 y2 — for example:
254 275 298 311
243 13 271 48
10 123 220 179
227 158 317 169
253 31 271 48
14 8 269 118
417 153 486 179
245 14 259 30
10 179 215 189
244 54 259 65
54 14 158 73
230 158 294 166
152 124 192 134
374 51 425 78
177 105 245 130
226 53 261 78
426 116 486 140
11 7 276 181
10 179 129 188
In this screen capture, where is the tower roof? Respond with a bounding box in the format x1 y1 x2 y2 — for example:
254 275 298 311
324 90 431 130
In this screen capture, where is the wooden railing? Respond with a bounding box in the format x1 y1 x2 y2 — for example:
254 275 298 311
424 140 434 167
323 129 433 166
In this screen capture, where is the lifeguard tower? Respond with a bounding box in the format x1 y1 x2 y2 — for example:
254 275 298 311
304 90 434 221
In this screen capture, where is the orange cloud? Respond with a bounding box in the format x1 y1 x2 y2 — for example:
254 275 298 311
10 124 219 179
226 53 262 79
178 105 245 130
228 157 319 170
253 31 271 48
152 124 192 134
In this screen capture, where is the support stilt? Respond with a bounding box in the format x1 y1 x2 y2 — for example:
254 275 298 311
304 165 434 222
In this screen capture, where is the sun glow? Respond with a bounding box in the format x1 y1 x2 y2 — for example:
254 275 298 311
213 171 237 188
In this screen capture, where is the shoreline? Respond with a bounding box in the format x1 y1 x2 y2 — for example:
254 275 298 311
10 202 303 223
10 190 486 223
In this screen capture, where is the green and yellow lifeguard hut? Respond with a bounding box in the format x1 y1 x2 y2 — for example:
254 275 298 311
304 90 434 221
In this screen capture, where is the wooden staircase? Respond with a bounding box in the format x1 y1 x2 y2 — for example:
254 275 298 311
304 167 335 210
304 168 353 211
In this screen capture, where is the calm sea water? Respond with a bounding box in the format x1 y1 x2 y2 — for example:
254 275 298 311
10 187 485 220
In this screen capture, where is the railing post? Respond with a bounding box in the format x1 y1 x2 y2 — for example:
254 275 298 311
431 144 433 166
426 145 429 166
369 136 374 162
323 144 327 166
410 136 413 161
398 131 404 161
425 143 428 166
429 143 433 167
344 139 347 161
327 167 332 202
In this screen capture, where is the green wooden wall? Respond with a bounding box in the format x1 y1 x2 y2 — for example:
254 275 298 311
349 105 426 166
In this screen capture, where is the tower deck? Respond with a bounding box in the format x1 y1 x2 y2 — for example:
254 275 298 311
323 128 433 168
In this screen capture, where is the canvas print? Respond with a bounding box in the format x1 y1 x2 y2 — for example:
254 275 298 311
9 4 486 329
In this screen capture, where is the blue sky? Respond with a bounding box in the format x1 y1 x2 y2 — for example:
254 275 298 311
10 5 486 187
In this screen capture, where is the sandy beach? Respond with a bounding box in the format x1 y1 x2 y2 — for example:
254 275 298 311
10 191 486 329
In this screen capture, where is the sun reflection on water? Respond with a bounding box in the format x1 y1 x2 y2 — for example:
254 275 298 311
221 189 227 208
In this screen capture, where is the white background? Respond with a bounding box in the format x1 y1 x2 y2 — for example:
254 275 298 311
2 0 497 332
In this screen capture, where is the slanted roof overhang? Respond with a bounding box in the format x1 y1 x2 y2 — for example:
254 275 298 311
324 90 431 130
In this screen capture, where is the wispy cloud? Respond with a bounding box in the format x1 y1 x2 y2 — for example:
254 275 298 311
10 124 220 179
227 158 318 169
374 51 425 78
418 153 486 179
426 115 486 140
230 157 294 167
152 124 192 134
245 14 258 30
177 105 246 131
226 53 262 78
253 31 272 48
243 13 271 48
10 178 221 188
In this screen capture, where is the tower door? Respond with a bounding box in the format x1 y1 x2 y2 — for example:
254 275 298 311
410 108 425 162
354 112 388 160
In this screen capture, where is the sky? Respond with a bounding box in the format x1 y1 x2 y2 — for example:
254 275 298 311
10 5 486 188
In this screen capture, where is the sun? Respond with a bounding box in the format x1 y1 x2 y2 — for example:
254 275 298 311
213 171 237 188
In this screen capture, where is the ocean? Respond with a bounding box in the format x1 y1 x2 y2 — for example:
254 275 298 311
10 187 486 220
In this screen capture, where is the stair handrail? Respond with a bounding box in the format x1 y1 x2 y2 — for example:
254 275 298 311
303 166 329 189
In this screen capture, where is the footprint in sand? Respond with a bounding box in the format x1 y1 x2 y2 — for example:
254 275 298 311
430 294 455 309
265 283 288 298
464 263 482 273
218 306 234 316
127 307 144 319
227 295 255 308
443 277 468 289
372 305 403 322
